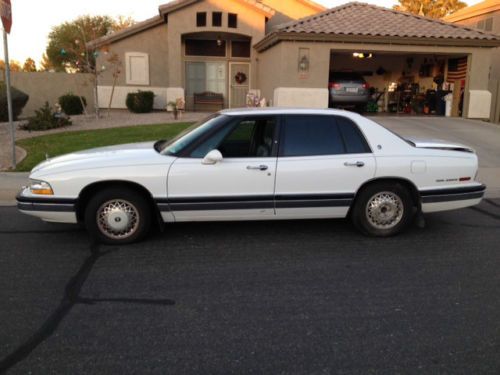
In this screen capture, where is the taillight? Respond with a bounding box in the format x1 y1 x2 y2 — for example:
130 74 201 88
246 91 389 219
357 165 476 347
362 83 370 89
329 82 341 90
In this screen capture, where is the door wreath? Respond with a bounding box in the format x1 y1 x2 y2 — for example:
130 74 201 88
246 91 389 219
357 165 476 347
234 72 247 84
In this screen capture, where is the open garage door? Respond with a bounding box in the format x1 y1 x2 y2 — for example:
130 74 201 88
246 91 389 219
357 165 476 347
329 51 469 117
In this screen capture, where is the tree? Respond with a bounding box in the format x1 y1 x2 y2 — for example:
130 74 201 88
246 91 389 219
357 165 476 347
46 15 116 73
39 53 55 72
45 15 135 73
113 16 136 32
44 15 133 119
22 58 37 72
0 59 22 72
394 0 467 19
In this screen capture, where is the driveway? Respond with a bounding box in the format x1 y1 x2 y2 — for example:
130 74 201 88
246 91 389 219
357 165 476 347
372 116 500 197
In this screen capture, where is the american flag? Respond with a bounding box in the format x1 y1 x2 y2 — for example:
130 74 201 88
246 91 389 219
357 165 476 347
447 57 468 82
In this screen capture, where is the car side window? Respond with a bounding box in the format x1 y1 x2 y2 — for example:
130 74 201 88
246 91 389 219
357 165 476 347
281 115 344 157
190 117 276 158
335 116 371 154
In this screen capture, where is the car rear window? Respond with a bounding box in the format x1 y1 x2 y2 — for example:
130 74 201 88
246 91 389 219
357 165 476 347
281 116 344 157
329 72 364 82
336 116 371 154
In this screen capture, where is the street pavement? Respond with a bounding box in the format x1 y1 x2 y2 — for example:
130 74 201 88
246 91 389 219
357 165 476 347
1 201 500 374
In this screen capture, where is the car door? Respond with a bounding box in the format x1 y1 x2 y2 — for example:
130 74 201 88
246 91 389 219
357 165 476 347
167 116 278 221
275 114 376 218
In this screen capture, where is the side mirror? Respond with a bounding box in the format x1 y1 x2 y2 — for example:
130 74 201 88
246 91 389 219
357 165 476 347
202 149 223 165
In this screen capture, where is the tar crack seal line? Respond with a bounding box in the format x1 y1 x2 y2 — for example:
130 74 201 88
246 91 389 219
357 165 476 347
0 243 175 373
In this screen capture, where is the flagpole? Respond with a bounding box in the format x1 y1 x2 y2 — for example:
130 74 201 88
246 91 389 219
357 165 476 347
3 27 15 169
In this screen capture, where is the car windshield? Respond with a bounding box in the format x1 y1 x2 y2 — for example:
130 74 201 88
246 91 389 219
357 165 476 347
159 114 228 155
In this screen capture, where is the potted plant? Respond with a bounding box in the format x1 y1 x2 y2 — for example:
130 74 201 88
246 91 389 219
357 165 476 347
167 98 185 120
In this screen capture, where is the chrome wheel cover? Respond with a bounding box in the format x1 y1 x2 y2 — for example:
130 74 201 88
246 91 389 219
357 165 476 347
365 191 404 230
96 199 140 240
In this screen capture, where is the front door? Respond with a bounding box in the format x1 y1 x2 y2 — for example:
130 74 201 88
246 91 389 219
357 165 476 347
275 115 376 218
229 62 250 108
167 116 278 221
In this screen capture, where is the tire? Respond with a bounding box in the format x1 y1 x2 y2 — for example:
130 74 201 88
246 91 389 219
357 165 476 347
351 182 414 237
84 187 151 245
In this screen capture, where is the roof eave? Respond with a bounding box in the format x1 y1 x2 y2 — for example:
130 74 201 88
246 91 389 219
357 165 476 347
255 31 500 52
296 0 327 12
87 17 165 48
443 4 500 22
159 0 274 18
159 0 198 15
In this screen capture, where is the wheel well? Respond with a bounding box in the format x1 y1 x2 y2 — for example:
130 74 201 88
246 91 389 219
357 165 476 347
76 180 160 223
349 178 421 216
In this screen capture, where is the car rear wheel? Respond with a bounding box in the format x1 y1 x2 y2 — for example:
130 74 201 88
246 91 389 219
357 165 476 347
84 187 151 245
351 182 414 237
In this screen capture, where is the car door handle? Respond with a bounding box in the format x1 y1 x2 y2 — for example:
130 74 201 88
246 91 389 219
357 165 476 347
247 165 269 171
344 161 365 167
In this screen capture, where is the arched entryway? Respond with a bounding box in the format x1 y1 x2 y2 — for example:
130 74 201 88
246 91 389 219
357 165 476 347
182 32 252 110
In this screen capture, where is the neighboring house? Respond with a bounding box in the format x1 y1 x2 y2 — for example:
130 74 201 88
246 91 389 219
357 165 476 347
444 0 500 123
89 0 500 120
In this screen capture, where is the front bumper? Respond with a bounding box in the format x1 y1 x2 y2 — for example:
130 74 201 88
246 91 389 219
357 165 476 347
16 188 78 223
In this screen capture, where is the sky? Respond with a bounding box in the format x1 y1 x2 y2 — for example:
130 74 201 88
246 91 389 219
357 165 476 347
0 0 483 66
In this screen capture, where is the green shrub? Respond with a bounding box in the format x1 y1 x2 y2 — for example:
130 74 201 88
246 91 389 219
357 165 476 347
0 82 30 121
20 102 72 131
126 91 155 113
59 93 87 115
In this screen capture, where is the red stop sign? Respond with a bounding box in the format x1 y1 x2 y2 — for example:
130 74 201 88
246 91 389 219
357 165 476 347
1 0 12 34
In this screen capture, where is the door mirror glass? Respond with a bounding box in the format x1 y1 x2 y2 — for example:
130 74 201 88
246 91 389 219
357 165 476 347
202 149 223 165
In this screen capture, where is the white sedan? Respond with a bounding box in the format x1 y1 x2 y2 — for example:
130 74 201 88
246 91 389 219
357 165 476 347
17 108 485 244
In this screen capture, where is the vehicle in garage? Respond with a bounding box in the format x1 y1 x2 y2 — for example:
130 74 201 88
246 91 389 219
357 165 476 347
328 72 370 112
17 108 486 244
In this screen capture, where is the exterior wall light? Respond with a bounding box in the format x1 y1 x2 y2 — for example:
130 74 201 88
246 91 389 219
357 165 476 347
298 48 310 73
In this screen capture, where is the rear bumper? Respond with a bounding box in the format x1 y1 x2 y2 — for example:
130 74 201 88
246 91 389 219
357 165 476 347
16 189 78 223
330 94 369 104
420 184 486 213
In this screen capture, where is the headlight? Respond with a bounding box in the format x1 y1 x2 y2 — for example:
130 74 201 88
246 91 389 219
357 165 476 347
30 180 54 195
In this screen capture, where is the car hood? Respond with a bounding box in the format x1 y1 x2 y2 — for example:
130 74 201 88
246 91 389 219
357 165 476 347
405 137 475 153
31 141 172 177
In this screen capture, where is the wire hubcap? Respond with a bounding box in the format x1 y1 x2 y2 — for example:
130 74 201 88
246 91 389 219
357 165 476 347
366 191 404 230
97 199 139 239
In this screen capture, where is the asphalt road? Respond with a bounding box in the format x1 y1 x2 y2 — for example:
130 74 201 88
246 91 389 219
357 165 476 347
1 202 500 374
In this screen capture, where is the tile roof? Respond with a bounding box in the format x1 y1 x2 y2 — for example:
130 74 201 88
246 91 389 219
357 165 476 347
256 2 500 50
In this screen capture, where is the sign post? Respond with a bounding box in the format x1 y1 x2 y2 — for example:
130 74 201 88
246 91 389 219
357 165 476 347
1 0 14 169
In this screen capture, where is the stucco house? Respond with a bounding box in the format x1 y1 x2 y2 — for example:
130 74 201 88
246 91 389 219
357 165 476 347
89 0 500 119
444 0 500 123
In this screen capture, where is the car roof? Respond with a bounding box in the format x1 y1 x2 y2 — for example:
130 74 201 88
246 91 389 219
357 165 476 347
219 107 358 117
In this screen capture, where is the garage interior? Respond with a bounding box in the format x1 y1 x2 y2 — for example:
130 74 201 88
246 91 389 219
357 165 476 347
329 51 469 117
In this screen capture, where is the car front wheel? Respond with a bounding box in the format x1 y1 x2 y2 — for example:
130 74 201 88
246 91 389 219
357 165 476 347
351 183 414 237
84 187 151 245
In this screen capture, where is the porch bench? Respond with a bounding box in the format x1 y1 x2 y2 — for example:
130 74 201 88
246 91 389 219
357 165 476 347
194 91 224 112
